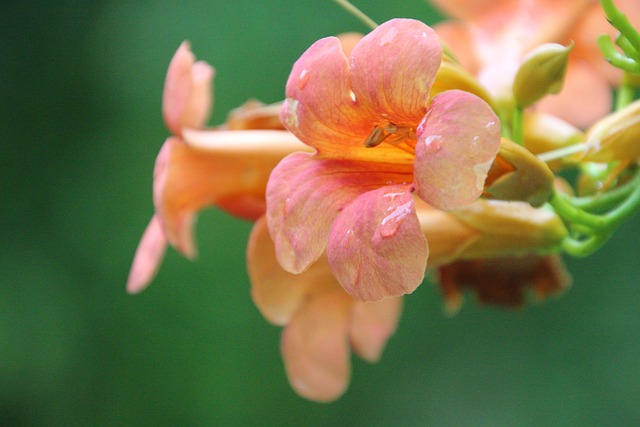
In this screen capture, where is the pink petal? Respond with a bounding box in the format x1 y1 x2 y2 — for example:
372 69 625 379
280 36 371 156
127 215 168 294
162 41 214 136
349 18 442 125
247 216 339 326
349 297 403 362
281 291 352 402
266 152 412 274
414 90 500 210
327 185 428 302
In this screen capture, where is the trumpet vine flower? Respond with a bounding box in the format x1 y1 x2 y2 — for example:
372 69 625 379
267 18 501 302
127 42 307 294
250 196 568 401
432 0 640 127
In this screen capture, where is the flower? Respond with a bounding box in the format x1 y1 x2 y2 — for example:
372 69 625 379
127 42 307 294
248 195 567 401
437 255 571 313
431 0 640 127
267 18 501 302
248 217 402 402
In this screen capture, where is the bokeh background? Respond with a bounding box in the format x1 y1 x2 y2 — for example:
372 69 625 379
2 0 640 425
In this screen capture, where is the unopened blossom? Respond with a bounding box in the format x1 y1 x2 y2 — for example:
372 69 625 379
432 0 640 127
267 18 501 302
127 42 307 293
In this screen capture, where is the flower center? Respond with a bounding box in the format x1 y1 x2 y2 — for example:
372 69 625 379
363 122 417 155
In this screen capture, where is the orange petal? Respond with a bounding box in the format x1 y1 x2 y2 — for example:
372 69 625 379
280 36 371 157
281 291 352 402
162 41 214 136
349 297 403 362
327 185 428 302
247 216 338 326
155 131 304 256
127 215 168 294
349 19 442 125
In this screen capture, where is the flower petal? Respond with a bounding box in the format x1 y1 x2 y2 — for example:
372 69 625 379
349 297 403 362
162 42 214 136
281 291 352 402
247 216 338 326
537 60 612 128
349 18 442 125
414 90 500 210
327 185 428 302
155 131 302 256
431 0 518 22
266 152 412 274
126 215 168 294
280 36 371 156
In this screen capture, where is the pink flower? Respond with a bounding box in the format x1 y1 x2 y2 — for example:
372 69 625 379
267 19 501 302
432 0 640 127
127 42 307 294
248 217 402 402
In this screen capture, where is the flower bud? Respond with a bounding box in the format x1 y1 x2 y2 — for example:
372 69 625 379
582 99 640 162
430 58 495 109
450 199 568 260
484 138 555 207
513 42 573 109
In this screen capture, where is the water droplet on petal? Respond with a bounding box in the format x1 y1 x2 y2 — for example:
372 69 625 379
379 201 412 238
297 69 310 90
423 134 443 154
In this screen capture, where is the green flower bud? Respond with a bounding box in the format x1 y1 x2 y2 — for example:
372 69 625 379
513 42 574 109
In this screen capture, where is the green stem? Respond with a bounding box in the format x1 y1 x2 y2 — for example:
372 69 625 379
570 180 636 212
598 35 640 73
561 233 612 257
332 0 377 30
601 0 640 55
549 192 609 231
616 73 635 110
551 169 640 234
512 106 523 145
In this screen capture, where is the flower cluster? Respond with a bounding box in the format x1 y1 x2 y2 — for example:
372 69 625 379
128 0 640 402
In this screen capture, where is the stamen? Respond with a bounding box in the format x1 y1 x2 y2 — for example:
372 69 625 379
364 125 389 148
363 123 417 155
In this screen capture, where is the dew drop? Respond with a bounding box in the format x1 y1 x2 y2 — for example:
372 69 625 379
297 69 310 90
423 134 443 153
379 201 412 238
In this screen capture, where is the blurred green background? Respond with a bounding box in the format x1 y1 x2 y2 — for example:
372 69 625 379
2 0 639 425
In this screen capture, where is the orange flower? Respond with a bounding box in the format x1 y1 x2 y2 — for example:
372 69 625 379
127 42 307 293
267 19 501 302
248 196 567 402
432 0 640 127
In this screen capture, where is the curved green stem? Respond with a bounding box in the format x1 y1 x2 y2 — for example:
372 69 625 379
601 0 640 54
561 233 612 257
570 179 636 212
598 35 640 73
